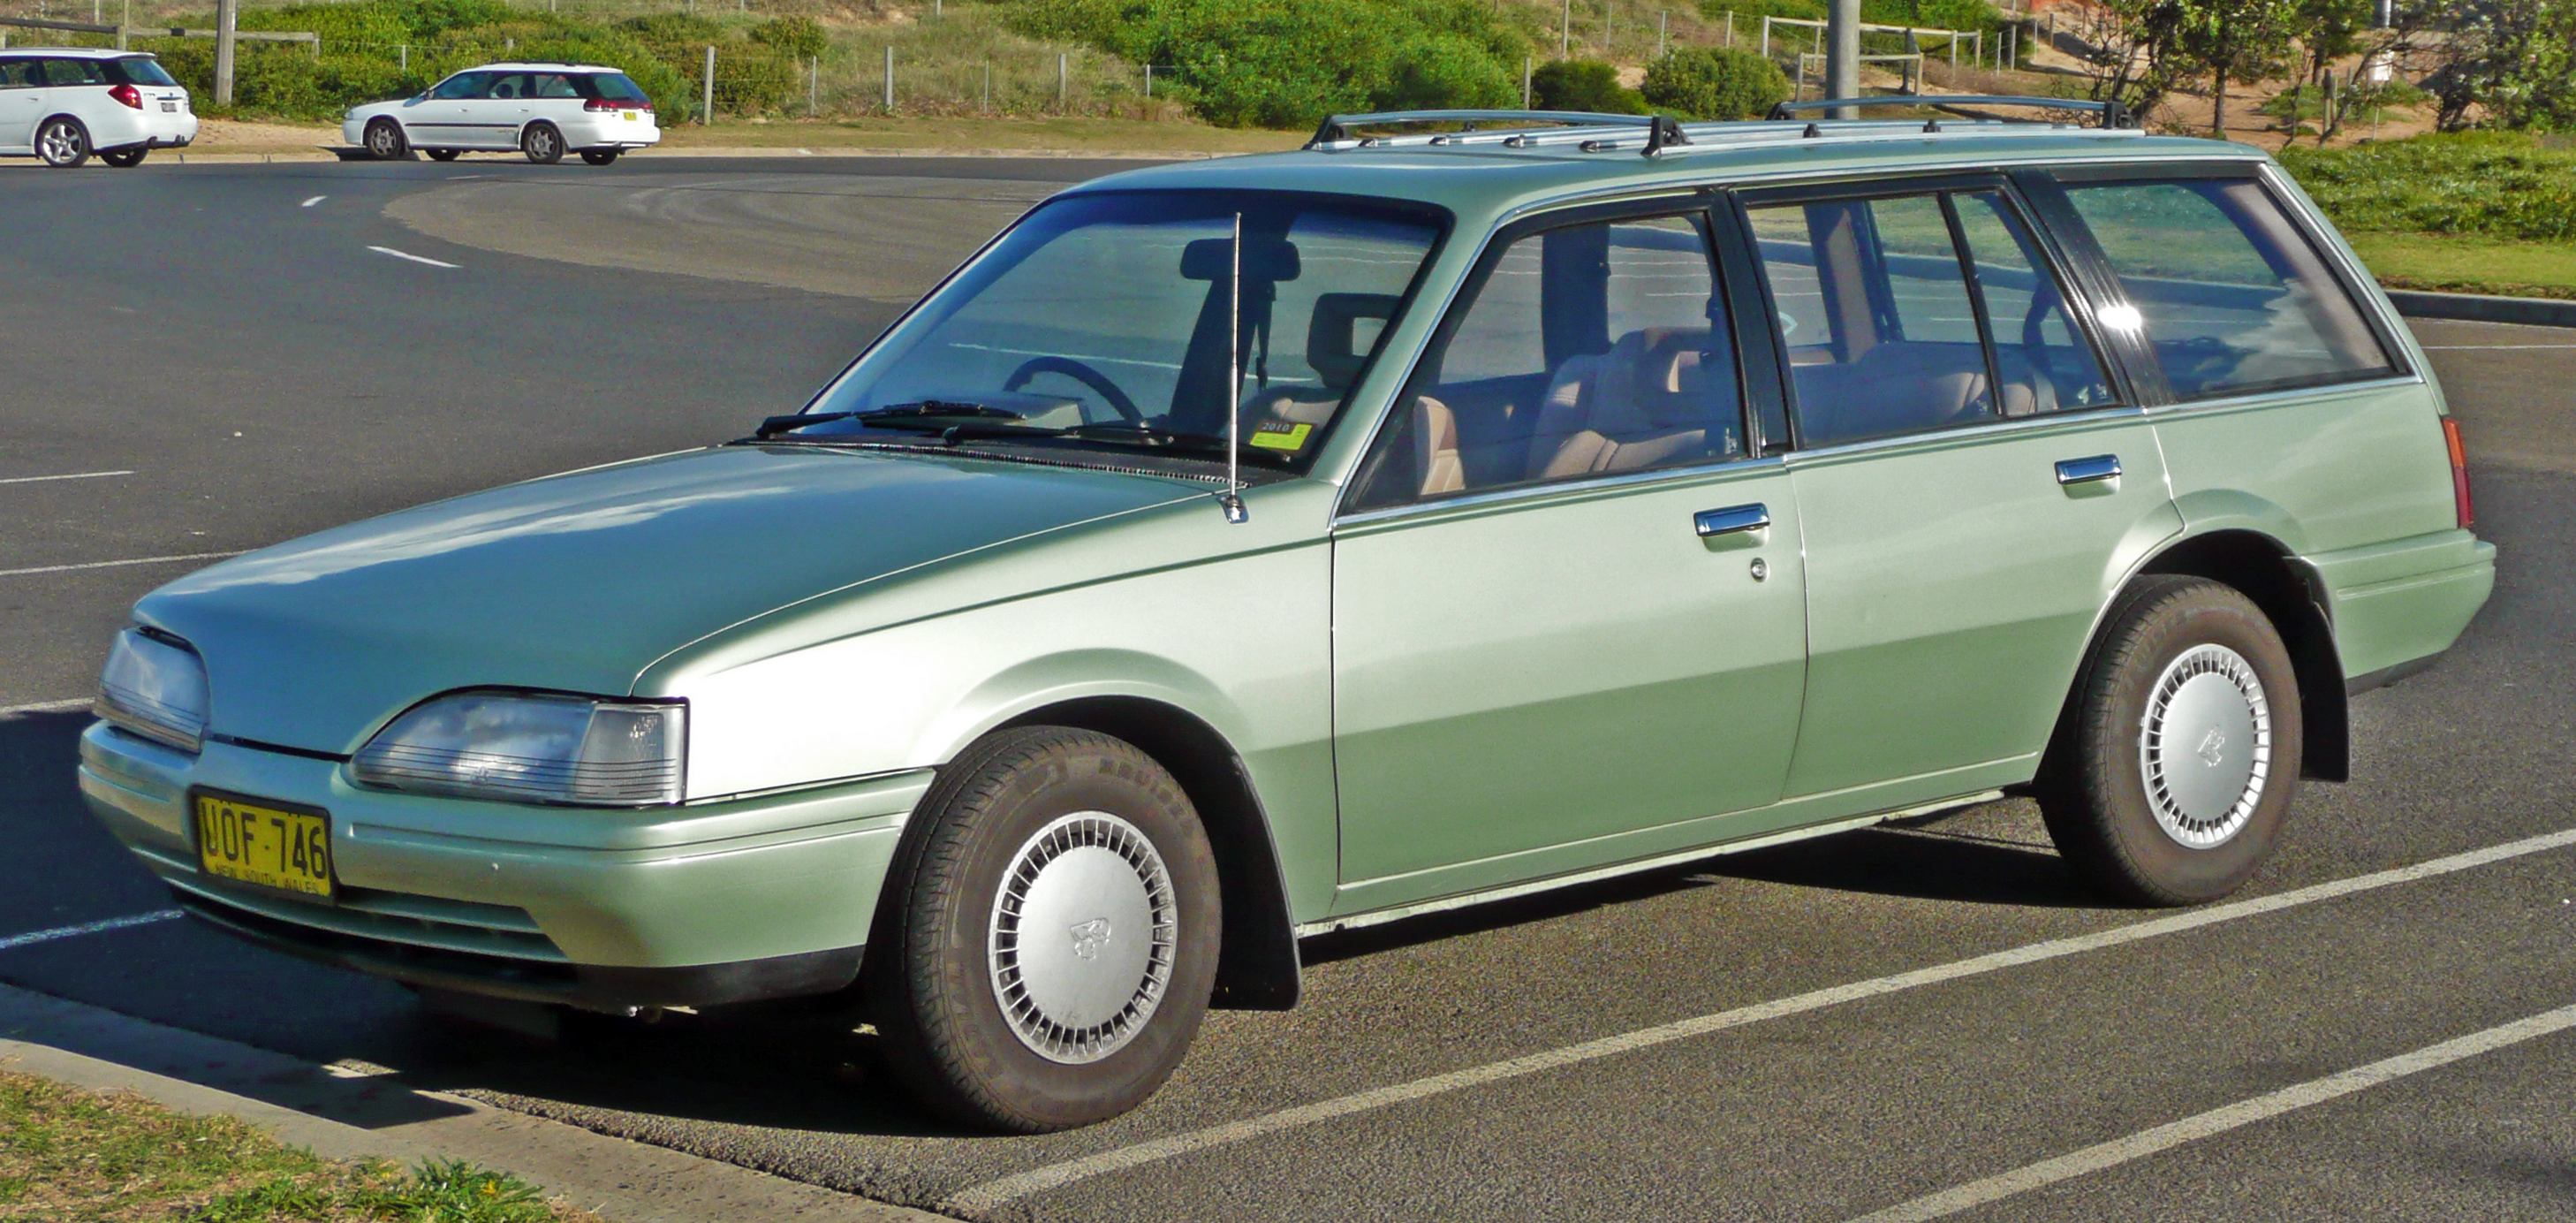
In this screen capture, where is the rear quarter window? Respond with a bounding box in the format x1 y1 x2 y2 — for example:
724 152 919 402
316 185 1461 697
108 57 178 87
583 72 648 102
2063 178 2394 400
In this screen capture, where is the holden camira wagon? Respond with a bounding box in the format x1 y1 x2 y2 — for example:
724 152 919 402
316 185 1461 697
80 103 2494 1131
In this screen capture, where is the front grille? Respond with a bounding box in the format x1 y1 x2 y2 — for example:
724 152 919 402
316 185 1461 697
144 847 566 964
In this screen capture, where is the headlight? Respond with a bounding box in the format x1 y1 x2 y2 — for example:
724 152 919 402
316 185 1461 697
96 628 210 753
351 691 685 807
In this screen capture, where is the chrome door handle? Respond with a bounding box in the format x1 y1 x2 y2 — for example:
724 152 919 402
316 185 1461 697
1694 503 1770 536
2055 455 2122 485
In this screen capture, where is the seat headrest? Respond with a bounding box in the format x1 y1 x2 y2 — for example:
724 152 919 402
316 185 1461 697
1307 292 1402 390
1590 329 1720 432
1181 237 1301 283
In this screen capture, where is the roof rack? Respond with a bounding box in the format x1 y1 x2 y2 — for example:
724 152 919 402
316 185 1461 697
1306 110 1671 148
1768 95 2132 129
1300 105 2145 159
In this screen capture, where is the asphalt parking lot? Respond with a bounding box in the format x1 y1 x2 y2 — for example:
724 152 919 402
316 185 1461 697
4 158 2572 1222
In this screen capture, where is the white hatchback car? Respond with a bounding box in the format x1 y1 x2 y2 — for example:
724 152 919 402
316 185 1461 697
344 62 660 165
0 48 195 168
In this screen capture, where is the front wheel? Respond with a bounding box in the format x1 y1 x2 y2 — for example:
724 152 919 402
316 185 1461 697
364 118 409 161
100 148 147 168
865 726 1221 1132
579 148 619 166
36 118 90 168
521 123 564 164
2040 575 2303 906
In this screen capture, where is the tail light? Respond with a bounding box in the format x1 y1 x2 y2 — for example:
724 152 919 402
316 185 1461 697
110 83 143 110
585 97 648 112
2442 417 2474 528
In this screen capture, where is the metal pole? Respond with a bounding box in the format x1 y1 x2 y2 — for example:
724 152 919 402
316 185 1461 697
808 56 817 118
1825 0 1858 117
1762 15 1770 57
117 0 126 49
1659 9 1666 57
2005 25 2015 72
1948 34 1955 72
884 44 893 110
1144 63 1151 98
982 58 989 112
399 43 406 72
1605 1 1612 52
1725 11 1733 47
1057 51 1065 109
1560 0 1569 57
701 44 714 125
213 0 236 104
1523 56 1532 107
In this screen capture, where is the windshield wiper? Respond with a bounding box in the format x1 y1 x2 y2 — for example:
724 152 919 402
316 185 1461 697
752 401 1019 440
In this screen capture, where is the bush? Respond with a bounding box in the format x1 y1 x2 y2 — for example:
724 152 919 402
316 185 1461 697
1009 0 1534 128
1640 46 1788 118
1531 58 1646 113
752 16 829 63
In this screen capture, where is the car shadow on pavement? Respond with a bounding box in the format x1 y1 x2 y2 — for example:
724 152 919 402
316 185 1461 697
1708 822 2099 909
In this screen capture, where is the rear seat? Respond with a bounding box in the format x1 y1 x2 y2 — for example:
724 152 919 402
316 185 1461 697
1523 329 1735 480
1790 340 2057 446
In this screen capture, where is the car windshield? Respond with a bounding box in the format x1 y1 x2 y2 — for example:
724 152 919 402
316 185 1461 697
800 190 1445 470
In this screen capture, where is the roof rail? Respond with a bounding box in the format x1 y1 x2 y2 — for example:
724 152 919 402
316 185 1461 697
1307 110 1664 148
1768 95 2132 129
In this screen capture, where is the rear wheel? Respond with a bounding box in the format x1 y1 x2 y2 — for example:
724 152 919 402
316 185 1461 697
35 118 89 168
2039 575 2303 906
520 123 564 164
364 118 409 161
100 148 148 168
580 148 620 166
426 148 460 162
865 726 1221 1132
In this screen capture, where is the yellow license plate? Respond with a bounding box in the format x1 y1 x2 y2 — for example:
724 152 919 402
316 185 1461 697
195 794 334 900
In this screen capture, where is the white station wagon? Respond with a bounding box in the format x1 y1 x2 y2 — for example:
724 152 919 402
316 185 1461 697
344 61 659 165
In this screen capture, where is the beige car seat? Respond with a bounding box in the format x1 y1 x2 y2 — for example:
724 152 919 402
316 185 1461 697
1524 329 1725 481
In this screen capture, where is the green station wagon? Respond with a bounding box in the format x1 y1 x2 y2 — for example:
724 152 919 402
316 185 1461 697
80 103 2494 1131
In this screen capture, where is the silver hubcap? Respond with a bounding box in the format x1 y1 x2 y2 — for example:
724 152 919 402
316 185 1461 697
530 129 555 156
370 125 395 155
41 125 79 163
2139 643 2271 847
987 811 1177 1065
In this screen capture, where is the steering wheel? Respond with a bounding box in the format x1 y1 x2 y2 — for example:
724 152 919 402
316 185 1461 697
1003 356 1143 423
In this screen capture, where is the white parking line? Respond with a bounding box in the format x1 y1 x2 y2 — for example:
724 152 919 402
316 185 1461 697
0 551 243 579
0 910 184 952
366 245 458 270
942 825 2576 1211
0 698 91 717
300 194 326 208
1844 1002 2576 1223
0 469 133 486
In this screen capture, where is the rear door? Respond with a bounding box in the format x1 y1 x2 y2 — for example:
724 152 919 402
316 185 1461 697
525 71 587 140
0 57 39 149
473 72 530 147
1736 177 2182 806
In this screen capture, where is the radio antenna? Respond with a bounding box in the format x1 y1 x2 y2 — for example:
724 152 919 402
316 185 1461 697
1221 211 1247 524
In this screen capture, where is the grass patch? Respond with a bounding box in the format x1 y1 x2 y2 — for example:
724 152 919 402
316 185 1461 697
0 1070 590 1222
2340 232 2576 301
2279 131 2576 243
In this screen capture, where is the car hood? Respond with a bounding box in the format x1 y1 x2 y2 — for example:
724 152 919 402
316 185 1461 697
136 445 1204 755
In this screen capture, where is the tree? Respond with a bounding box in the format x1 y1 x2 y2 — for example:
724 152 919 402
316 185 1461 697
2171 0 2296 134
1640 46 1791 118
2421 0 2576 129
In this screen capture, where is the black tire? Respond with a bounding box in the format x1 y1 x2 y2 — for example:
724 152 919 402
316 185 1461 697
365 118 410 161
35 117 89 168
100 148 148 168
426 148 460 162
580 148 620 166
2040 575 2303 906
865 726 1221 1133
521 123 564 164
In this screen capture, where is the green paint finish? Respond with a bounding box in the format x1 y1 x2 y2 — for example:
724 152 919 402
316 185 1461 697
1783 415 2180 797
1332 464 1807 896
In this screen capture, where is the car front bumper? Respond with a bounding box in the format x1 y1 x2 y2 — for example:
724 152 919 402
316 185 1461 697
78 720 927 1011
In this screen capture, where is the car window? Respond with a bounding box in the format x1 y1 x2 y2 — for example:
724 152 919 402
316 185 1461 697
1951 191 2116 411
41 58 110 87
1753 194 2000 446
428 72 489 100
2064 178 2394 400
109 57 178 87
0 60 34 89
529 72 581 99
486 73 528 100
1348 212 1746 510
585 72 648 102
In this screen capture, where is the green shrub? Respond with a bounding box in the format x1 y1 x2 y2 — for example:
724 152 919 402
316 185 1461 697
751 15 829 62
2278 131 2576 242
1531 58 1646 114
1009 0 1533 128
1640 46 1788 118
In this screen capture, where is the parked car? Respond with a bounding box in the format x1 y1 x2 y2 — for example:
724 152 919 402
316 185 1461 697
0 48 193 168
342 62 658 165
80 103 2494 1132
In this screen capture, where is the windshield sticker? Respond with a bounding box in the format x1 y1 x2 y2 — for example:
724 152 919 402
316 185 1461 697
1248 422 1313 452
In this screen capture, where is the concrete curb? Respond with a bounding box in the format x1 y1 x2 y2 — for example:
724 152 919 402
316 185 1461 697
0 984 943 1223
2387 289 2576 329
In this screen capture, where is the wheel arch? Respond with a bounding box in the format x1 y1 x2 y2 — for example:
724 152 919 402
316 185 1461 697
2103 528 2349 782
990 695 1303 1012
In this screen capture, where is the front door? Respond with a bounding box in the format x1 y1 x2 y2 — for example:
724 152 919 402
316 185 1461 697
1331 205 1810 913
412 71 490 148
1740 181 2182 805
